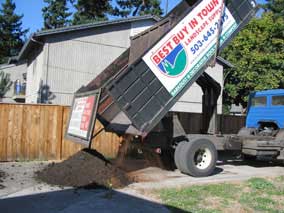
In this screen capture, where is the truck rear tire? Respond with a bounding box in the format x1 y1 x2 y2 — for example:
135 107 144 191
180 138 217 177
174 141 187 170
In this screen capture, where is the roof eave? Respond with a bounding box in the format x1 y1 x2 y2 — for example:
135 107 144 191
34 15 160 37
14 15 160 63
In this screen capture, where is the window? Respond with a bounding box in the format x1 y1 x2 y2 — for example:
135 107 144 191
272 96 284 106
251 96 267 106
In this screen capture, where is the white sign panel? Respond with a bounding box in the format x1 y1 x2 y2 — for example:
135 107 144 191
67 96 96 138
143 0 237 97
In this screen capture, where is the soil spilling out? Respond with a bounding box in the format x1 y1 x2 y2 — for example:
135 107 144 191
112 141 176 182
113 136 176 173
36 149 132 189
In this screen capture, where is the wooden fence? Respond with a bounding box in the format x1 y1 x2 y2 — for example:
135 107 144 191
0 103 246 162
220 114 246 134
178 112 246 134
0 103 122 162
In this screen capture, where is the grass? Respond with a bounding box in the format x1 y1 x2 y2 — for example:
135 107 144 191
158 176 284 212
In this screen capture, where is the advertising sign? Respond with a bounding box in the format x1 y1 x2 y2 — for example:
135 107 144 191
143 0 237 97
66 90 100 146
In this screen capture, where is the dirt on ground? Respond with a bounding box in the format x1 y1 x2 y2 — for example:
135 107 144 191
36 139 176 188
36 135 176 189
36 149 133 189
0 170 7 189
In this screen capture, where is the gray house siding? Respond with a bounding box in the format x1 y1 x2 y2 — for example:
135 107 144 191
25 20 155 105
130 20 156 36
26 45 47 103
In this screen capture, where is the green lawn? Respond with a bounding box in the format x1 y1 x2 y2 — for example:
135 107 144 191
158 177 284 213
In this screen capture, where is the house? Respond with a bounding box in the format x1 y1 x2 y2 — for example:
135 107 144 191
3 15 233 114
230 104 244 115
9 16 159 105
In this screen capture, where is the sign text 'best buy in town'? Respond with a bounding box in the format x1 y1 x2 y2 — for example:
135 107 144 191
143 0 238 96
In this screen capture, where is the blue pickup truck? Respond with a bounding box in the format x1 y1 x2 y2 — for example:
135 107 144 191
237 89 284 160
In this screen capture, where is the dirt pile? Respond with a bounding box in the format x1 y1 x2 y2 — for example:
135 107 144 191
36 149 132 189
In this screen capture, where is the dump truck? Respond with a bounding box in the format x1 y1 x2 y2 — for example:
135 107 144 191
65 0 258 177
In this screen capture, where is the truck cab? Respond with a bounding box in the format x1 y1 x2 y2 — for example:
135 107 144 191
238 89 284 160
246 89 284 135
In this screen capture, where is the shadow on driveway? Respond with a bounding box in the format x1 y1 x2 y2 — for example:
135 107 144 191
0 187 189 213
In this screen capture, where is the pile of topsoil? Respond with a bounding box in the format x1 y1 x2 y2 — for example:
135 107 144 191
36 149 132 189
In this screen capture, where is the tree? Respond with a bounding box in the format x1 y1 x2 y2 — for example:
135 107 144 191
221 12 284 108
113 0 163 17
0 71 12 99
42 0 72 30
72 0 112 25
0 0 28 64
0 16 5 64
264 0 284 17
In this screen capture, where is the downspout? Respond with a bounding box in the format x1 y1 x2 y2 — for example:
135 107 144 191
31 36 47 103
45 43 50 103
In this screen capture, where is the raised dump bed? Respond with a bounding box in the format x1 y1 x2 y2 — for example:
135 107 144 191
79 0 257 136
66 0 257 177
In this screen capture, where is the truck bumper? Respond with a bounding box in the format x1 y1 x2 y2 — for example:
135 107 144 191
242 138 284 157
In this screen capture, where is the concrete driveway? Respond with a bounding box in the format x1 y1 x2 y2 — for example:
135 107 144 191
128 160 284 190
0 157 284 213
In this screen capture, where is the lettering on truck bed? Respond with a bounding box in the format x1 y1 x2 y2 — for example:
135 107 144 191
142 0 237 97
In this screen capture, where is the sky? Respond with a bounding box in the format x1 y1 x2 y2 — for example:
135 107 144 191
5 0 181 36
0 0 267 37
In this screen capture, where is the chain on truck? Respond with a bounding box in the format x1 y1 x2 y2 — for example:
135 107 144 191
63 0 276 177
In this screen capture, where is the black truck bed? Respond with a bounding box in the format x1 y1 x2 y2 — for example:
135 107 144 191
77 0 257 137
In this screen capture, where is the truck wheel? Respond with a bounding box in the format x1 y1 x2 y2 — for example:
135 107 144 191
181 138 217 177
174 141 187 170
